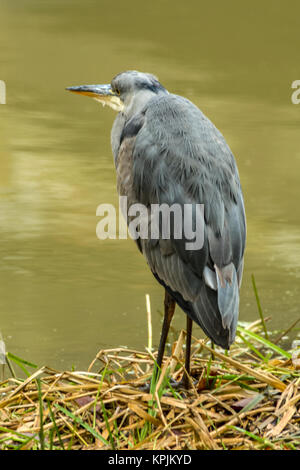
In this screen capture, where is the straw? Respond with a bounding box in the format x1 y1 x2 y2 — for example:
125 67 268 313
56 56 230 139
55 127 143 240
0 319 299 450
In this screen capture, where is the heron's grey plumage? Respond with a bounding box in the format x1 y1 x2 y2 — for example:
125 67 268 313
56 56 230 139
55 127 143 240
69 70 246 350
110 72 246 349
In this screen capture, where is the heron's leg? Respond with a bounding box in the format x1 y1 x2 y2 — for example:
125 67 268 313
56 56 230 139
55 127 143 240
211 341 215 361
156 290 175 370
182 316 193 389
139 291 175 392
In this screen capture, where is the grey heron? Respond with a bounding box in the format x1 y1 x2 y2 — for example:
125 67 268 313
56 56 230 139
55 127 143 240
67 71 246 388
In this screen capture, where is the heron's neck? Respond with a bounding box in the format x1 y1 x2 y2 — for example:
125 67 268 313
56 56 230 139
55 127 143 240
111 89 167 164
124 89 164 119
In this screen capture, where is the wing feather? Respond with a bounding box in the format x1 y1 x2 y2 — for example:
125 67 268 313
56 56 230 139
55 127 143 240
117 93 246 348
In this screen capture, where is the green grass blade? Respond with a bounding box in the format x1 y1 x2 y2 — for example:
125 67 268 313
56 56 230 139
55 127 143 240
240 393 265 413
49 428 54 450
47 400 65 450
67 432 74 450
93 364 108 428
100 400 115 449
237 326 291 359
6 352 37 378
236 331 269 362
7 352 37 369
55 404 110 447
230 425 275 449
0 426 32 439
15 434 37 450
36 378 45 450
251 274 269 340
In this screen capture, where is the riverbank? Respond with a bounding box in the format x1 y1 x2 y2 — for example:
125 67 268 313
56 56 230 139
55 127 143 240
0 319 299 450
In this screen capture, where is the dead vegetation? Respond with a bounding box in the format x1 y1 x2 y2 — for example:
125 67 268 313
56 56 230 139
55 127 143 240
0 318 299 450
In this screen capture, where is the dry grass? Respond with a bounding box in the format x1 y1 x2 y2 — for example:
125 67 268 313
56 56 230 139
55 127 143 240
0 319 299 450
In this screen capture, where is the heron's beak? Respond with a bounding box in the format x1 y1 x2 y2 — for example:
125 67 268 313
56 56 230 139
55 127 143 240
66 84 124 112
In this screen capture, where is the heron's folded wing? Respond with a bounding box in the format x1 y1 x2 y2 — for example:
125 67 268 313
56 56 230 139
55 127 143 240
119 93 246 347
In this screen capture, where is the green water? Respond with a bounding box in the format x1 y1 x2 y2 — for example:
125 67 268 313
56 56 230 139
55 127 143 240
0 0 299 369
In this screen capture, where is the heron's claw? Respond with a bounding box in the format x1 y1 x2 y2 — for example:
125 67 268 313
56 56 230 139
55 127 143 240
139 376 194 394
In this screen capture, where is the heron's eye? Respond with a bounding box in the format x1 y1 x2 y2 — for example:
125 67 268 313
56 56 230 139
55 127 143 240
115 88 120 95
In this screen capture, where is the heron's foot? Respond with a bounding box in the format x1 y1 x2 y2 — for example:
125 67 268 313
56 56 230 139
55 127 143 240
168 376 194 391
139 375 193 394
139 381 151 393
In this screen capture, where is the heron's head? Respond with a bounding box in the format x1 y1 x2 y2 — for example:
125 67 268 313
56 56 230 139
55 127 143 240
66 71 166 115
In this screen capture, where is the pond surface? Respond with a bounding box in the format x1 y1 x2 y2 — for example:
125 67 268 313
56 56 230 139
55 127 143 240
0 0 300 370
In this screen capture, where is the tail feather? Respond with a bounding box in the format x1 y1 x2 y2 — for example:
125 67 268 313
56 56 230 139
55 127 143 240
192 264 239 348
215 263 239 343
152 266 240 350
